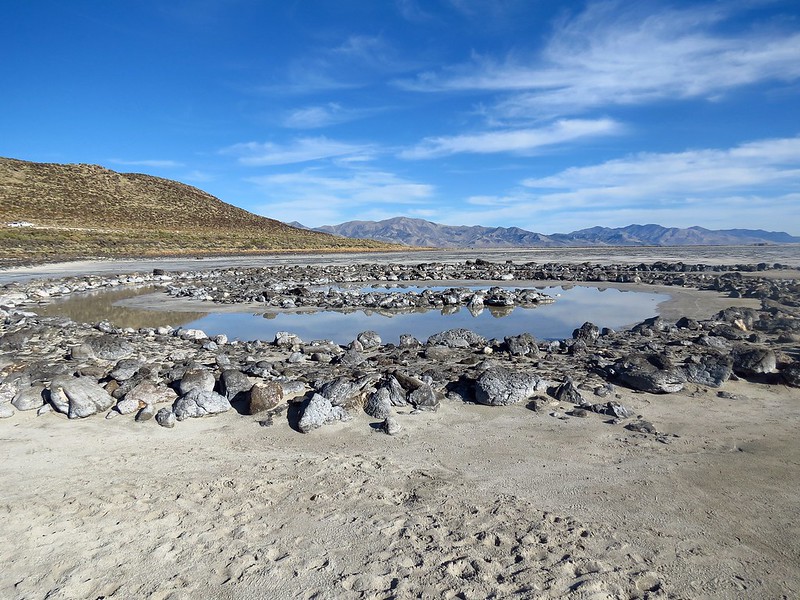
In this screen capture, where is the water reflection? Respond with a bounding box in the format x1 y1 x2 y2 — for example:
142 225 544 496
187 286 667 344
33 286 209 329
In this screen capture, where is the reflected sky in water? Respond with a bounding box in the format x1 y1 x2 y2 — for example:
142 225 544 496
188 286 667 344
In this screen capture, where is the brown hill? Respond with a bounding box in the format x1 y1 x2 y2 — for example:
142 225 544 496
0 157 394 264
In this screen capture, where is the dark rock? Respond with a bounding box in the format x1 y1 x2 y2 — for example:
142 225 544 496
625 420 658 434
553 378 584 404
71 335 134 361
398 334 421 349
572 322 600 344
504 333 539 357
682 354 732 388
781 362 800 388
317 376 370 408
221 369 252 401
612 353 686 393
732 346 777 376
675 316 701 330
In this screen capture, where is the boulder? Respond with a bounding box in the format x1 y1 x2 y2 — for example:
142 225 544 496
155 408 176 428
364 387 393 419
249 381 284 414
70 335 134 361
612 353 686 394
553 378 584 404
682 354 733 388
317 377 370 408
298 393 350 433
427 328 487 348
382 416 402 436
125 381 177 407
0 404 13 418
178 369 216 395
173 388 231 420
356 330 382 349
408 384 439 411
475 367 546 406
11 384 45 411
221 369 252 401
109 359 142 382
781 362 800 388
572 322 600 344
275 331 303 348
398 334 421 349
504 333 539 357
49 376 116 418
732 346 777 376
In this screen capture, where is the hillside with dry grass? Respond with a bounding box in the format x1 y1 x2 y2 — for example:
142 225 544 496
0 157 395 264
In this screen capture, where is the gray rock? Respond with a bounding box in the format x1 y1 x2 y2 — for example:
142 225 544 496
135 404 156 422
178 369 216 395
613 353 686 394
298 393 350 433
155 408 176 428
11 384 45 411
0 404 14 418
356 330 382 349
424 346 461 361
49 376 116 418
475 367 546 406
173 388 231 420
427 328 487 348
572 322 600 344
682 354 733 388
109 359 142 382
337 348 366 367
317 376 368 408
732 346 777 376
364 387 393 419
408 383 439 411
275 331 303 348
249 381 284 414
604 401 631 419
382 416 402 435
384 375 407 406
504 333 539 357
221 369 252 401
398 334 421 348
71 335 134 361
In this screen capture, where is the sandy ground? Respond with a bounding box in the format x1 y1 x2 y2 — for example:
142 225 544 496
2 379 798 599
2 249 800 599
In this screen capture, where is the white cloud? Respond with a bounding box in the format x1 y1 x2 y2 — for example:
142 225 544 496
452 136 800 232
283 104 347 129
400 118 621 159
247 168 435 227
221 137 374 166
397 1 800 119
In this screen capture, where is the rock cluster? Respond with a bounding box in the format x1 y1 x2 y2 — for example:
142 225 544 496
1 260 799 437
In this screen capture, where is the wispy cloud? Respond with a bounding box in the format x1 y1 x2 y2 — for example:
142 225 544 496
397 1 800 119
221 137 374 166
400 118 622 159
282 103 378 129
456 135 800 232
109 159 184 168
247 168 435 226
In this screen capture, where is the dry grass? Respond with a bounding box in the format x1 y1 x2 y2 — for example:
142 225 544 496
0 157 398 265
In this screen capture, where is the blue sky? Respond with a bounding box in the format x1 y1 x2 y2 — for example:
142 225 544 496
2 0 799 234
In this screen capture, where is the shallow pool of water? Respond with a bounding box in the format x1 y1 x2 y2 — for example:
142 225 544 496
185 286 667 344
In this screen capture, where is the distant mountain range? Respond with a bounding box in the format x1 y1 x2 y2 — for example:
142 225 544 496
291 217 800 248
